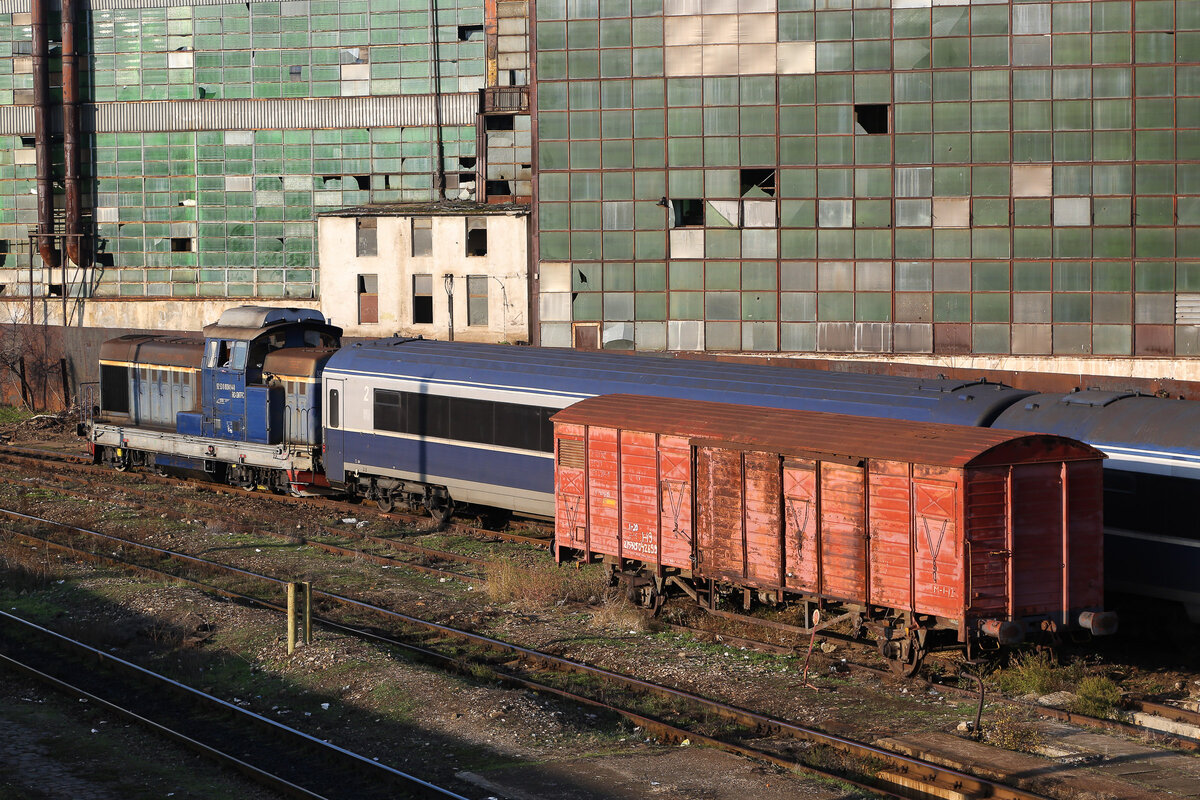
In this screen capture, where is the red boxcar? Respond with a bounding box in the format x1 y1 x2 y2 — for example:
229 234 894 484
553 394 1116 669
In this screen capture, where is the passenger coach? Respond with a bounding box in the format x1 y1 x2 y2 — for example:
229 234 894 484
320 337 1029 520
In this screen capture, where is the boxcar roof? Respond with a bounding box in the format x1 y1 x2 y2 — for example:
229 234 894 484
327 338 1032 427
552 395 1104 468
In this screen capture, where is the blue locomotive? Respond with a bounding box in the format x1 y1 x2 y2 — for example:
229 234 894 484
89 306 341 494
86 306 1200 619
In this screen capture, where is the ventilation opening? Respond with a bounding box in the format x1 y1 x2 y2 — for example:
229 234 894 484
20 136 35 148
171 237 193 252
485 115 515 131
855 104 890 134
458 24 483 41
671 198 704 227
740 168 776 197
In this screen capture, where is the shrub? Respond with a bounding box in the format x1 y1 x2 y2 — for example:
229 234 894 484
1071 676 1123 719
982 704 1045 753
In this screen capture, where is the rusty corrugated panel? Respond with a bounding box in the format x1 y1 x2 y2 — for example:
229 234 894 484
867 460 912 613
964 467 1010 620
262 347 337 380
910 472 963 618
657 435 692 570
552 395 1104 469
819 461 867 603
99 334 204 368
696 445 744 585
782 459 818 592
90 94 478 133
618 430 660 561
586 425 620 558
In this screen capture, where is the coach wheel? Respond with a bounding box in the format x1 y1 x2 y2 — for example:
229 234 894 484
375 491 396 513
879 630 926 678
425 494 453 528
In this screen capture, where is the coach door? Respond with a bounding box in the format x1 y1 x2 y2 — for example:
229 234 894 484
324 378 345 482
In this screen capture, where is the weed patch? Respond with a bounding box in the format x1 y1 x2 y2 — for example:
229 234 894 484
1071 675 1123 719
982 703 1045 753
485 559 608 607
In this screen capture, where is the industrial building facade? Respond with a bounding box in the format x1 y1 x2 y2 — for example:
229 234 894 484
1 0 1200 371
531 0 1200 359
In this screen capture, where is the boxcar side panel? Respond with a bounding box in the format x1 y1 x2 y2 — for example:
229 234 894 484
1010 462 1064 617
783 459 819 593
619 430 661 562
819 462 867 603
696 446 746 584
964 466 1010 620
867 460 913 612
1066 459 1105 611
911 471 964 619
586 425 621 558
657 435 693 570
554 425 588 554
744 451 783 589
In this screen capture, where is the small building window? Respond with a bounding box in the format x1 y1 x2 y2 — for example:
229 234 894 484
357 274 378 324
467 275 488 326
412 274 433 324
412 218 432 257
466 217 488 256
356 217 377 257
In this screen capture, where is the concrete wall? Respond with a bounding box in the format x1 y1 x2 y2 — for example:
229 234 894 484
318 214 528 342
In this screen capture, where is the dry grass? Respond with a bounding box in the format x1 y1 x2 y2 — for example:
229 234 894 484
485 559 610 607
588 590 650 633
982 703 1045 753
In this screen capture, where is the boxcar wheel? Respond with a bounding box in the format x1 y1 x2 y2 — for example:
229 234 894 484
879 632 926 678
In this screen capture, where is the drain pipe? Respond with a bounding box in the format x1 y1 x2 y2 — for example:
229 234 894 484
32 0 60 274
63 0 85 278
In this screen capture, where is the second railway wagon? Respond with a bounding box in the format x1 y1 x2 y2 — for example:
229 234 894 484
552 395 1117 671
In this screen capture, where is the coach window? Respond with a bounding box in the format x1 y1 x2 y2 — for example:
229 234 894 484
412 274 433 324
328 388 339 428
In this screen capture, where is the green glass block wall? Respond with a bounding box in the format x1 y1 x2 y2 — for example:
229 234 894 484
534 0 1200 357
0 0 483 299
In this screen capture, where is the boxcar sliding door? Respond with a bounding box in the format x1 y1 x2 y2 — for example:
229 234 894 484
819 461 867 603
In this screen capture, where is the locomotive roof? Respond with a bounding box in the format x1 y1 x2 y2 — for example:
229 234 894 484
202 306 340 341
552 394 1105 468
325 338 1034 427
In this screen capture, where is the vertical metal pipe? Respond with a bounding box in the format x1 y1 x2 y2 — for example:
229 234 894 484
63 0 84 275
428 0 446 200
32 0 60 272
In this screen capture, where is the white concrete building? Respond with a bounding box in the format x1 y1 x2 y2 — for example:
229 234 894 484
317 204 530 342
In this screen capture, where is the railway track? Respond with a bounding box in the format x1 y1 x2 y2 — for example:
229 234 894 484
651 606 1200 754
1 506 1055 800
0 610 468 800
0 444 554 549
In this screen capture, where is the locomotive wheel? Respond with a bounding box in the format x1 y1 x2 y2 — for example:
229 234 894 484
878 632 926 677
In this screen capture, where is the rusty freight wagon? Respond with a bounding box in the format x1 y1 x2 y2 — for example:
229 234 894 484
552 395 1117 672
